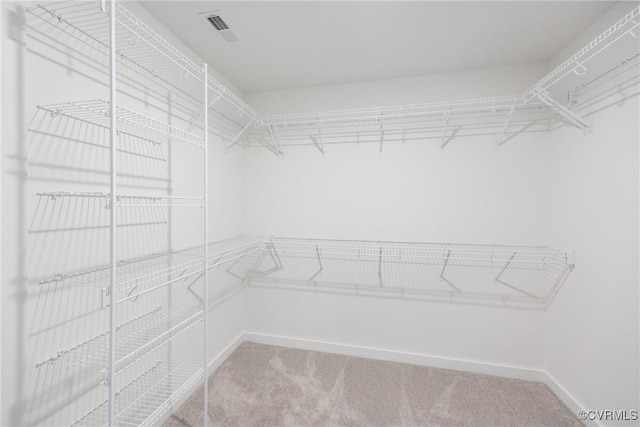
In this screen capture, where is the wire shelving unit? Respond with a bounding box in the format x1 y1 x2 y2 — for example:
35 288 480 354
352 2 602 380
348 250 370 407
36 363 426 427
30 0 256 146
36 192 204 208
247 237 576 308
523 5 640 133
235 6 639 155
525 6 640 103
70 362 204 427
24 1 635 425
37 100 204 148
35 306 203 373
28 0 220 425
254 95 552 154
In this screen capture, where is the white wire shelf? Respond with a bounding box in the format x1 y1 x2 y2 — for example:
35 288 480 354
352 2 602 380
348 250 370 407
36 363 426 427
245 7 639 154
247 237 576 308
38 245 204 304
522 6 640 132
36 192 203 208
207 74 258 124
31 1 258 139
207 239 263 269
525 5 640 103
36 305 203 374
71 362 203 427
37 100 204 148
33 1 203 91
249 95 551 154
37 239 263 301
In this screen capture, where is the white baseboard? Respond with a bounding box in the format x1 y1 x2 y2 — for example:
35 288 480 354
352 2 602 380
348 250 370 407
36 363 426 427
208 332 592 426
242 331 546 382
207 332 245 375
543 371 601 427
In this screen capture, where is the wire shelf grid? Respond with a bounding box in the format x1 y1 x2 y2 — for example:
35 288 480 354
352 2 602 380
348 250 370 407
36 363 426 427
37 239 263 297
70 362 203 427
36 192 203 208
525 5 640 102
207 75 258 123
37 100 204 148
262 95 529 126
35 305 203 374
248 237 575 307
34 1 203 89
32 1 258 134
252 95 552 151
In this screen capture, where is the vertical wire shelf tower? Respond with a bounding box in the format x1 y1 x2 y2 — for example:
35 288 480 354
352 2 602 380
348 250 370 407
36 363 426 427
29 0 213 425
102 1 209 425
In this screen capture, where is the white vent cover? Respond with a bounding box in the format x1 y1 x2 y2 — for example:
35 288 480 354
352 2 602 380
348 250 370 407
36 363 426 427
207 15 228 31
200 11 238 42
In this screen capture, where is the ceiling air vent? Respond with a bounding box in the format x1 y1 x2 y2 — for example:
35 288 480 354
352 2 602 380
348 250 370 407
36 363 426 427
202 13 238 42
207 15 229 31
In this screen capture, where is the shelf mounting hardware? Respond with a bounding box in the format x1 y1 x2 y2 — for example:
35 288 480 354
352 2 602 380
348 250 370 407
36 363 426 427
309 125 325 156
379 118 384 153
572 62 587 76
308 245 323 281
187 94 221 132
378 246 383 287
226 118 255 152
497 106 515 147
441 112 461 151
268 124 284 157
630 20 639 38
493 251 538 298
440 250 461 292
531 88 590 132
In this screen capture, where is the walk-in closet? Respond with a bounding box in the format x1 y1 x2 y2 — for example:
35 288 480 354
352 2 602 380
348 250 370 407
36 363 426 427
1 1 639 426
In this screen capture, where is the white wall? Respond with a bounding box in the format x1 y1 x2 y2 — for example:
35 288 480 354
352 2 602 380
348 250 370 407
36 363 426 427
541 3 640 425
241 63 552 372
241 4 640 423
544 94 639 427
247 63 546 113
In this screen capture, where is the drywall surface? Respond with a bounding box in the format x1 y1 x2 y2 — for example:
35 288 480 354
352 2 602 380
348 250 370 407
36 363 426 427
545 99 639 427
244 287 547 372
0 1 246 425
541 3 640 425
247 63 547 114
242 63 551 371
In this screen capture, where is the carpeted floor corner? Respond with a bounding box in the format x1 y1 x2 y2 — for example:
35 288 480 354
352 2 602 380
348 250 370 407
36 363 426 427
163 342 582 427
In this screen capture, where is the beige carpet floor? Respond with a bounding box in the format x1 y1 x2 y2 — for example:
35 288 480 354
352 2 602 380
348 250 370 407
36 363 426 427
164 342 582 427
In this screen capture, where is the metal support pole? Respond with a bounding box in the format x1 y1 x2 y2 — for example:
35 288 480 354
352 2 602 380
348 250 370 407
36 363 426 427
203 64 209 427
187 94 221 132
107 0 117 425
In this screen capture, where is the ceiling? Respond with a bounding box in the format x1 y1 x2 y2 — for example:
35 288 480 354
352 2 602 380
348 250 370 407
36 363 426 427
140 1 616 93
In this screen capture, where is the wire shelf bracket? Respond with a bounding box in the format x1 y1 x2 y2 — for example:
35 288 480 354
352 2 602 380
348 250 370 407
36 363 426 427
529 88 591 132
